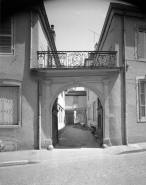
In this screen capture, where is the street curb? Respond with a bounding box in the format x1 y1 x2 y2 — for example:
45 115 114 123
0 160 40 167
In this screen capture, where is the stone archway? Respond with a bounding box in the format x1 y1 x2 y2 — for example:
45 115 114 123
41 78 111 149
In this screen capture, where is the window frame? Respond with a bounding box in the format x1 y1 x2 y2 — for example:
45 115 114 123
135 23 146 61
136 76 146 122
0 80 21 128
0 17 14 55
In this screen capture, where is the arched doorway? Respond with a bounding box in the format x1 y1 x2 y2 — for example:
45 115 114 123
51 86 104 148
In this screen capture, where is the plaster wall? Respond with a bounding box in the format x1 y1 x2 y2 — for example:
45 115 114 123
100 14 124 145
100 15 115 53
0 12 38 150
126 60 146 143
123 15 146 143
65 96 87 110
124 16 145 60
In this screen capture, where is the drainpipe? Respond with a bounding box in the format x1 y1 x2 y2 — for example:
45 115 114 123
30 11 33 68
38 81 42 150
123 10 128 145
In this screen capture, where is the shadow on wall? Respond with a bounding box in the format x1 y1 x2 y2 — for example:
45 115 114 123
20 13 38 150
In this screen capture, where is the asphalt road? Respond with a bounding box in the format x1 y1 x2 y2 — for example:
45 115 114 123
0 150 146 185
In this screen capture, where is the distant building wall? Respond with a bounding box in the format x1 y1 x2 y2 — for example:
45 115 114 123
86 89 98 127
65 96 86 110
58 92 66 130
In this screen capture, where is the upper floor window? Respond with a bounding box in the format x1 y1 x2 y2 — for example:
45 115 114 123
135 23 146 60
138 30 146 59
0 17 13 54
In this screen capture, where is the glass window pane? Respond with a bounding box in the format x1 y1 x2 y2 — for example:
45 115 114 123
140 83 144 93
140 94 145 105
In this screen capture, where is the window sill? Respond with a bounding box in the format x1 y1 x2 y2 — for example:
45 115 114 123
126 58 146 62
0 53 14 56
137 120 146 123
0 125 21 128
134 58 146 62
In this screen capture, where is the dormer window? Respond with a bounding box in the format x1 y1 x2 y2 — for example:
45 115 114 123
0 17 13 54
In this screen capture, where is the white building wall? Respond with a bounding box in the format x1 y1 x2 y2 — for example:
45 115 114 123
58 92 65 130
86 89 98 128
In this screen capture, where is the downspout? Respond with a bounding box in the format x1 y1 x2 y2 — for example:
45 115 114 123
30 11 41 149
123 10 128 145
30 11 33 68
38 81 42 150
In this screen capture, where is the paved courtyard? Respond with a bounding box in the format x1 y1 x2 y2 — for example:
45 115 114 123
55 124 101 149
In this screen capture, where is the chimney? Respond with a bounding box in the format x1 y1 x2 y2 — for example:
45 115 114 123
51 25 56 43
94 42 98 51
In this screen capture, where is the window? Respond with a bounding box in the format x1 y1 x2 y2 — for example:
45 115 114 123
135 23 146 60
0 80 21 127
138 30 146 59
137 77 146 122
0 17 13 54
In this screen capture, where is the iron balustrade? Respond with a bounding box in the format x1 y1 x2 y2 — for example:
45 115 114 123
37 51 117 68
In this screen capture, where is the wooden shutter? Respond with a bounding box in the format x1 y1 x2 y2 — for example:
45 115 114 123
138 30 144 58
0 18 12 53
138 81 146 119
0 87 18 125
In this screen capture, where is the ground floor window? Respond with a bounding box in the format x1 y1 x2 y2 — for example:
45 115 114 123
0 80 21 127
137 76 146 122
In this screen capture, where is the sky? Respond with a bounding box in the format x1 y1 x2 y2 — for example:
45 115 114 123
44 0 111 51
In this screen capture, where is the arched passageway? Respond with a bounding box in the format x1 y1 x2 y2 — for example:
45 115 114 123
51 86 104 148
39 77 111 149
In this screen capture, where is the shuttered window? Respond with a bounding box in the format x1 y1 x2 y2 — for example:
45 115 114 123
0 86 18 125
138 30 146 59
0 17 13 54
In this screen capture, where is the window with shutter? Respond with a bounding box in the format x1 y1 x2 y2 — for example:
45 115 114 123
138 80 146 120
138 30 146 59
0 17 13 54
135 23 146 60
0 87 18 125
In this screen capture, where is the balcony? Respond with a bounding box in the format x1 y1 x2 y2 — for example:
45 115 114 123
30 51 122 79
37 51 117 68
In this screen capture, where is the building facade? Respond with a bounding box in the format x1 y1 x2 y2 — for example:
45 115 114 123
96 3 146 144
0 2 57 151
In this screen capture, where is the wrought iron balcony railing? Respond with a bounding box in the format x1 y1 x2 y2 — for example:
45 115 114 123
37 51 117 69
